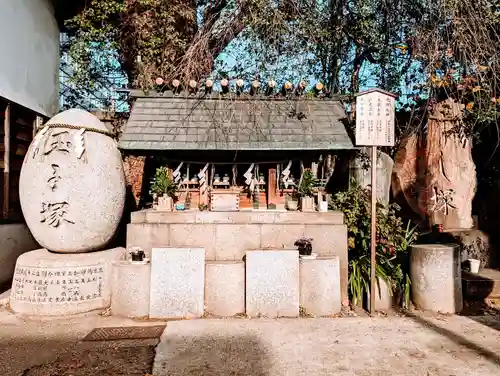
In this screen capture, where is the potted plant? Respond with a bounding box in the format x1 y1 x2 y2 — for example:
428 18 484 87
150 166 177 211
295 237 316 259
128 247 147 262
298 169 317 212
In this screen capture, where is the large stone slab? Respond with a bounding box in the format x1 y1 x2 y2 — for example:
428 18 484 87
10 247 125 316
126 223 170 257
131 210 344 225
299 256 341 316
205 261 245 316
214 225 260 260
246 250 299 318
410 244 462 313
150 248 205 319
169 225 216 260
111 261 151 318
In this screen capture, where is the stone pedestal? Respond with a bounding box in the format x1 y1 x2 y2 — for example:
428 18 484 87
111 261 151 318
350 149 394 207
246 250 299 318
462 268 500 300
205 261 245 316
149 248 205 319
299 257 341 316
410 244 462 313
10 247 125 316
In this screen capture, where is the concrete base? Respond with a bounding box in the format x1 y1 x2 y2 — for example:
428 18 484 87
0 224 39 286
205 261 245 317
462 268 500 300
111 261 151 318
149 248 205 319
371 278 395 311
299 257 341 316
246 250 299 318
10 247 125 316
410 244 463 313
127 210 348 302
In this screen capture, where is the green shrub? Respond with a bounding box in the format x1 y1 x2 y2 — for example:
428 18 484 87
329 181 419 308
150 166 177 199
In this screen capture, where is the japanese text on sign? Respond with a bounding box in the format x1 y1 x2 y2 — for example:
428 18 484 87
355 90 395 146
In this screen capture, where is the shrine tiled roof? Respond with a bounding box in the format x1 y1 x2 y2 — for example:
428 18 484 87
119 90 353 151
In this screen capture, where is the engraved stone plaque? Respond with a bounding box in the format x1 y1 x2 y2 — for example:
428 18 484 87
9 247 125 316
12 265 104 304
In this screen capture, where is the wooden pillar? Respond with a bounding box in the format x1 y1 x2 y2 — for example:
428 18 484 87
267 168 277 205
122 155 145 206
33 115 43 137
3 103 10 219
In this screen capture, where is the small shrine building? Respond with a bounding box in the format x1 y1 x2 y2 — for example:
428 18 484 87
119 81 354 209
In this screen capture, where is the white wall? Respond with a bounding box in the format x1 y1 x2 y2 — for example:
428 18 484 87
0 0 59 117
0 224 39 286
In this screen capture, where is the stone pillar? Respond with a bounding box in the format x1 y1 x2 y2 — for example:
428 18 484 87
205 261 245 316
111 261 151 318
123 155 145 206
350 148 394 207
149 248 205 319
410 244 463 313
246 250 299 318
299 256 341 316
267 168 277 206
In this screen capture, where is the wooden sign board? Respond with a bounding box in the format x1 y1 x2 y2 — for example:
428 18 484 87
210 191 240 211
355 89 396 147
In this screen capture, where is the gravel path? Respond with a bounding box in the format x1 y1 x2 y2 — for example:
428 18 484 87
154 315 500 376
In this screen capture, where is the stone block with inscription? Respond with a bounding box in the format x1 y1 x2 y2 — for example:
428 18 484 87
150 248 205 319
10 247 125 316
19 109 126 253
246 250 299 318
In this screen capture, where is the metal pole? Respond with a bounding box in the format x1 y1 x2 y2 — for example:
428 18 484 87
370 146 377 314
3 103 10 220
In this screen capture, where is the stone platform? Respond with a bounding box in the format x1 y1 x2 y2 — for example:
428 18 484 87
462 268 500 301
127 210 348 300
10 247 125 316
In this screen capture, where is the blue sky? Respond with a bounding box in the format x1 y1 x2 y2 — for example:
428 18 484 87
59 27 426 112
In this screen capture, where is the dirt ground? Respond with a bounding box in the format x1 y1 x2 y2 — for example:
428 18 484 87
21 340 157 376
2 302 500 376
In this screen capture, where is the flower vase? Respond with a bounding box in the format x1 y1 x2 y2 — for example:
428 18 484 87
300 196 315 212
157 196 173 211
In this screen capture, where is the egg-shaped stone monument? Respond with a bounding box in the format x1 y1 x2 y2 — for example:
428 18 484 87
19 109 126 253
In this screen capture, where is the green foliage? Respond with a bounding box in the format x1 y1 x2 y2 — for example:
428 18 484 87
150 166 177 199
298 170 317 197
329 181 419 308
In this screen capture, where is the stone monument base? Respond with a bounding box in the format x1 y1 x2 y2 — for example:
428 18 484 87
10 247 125 316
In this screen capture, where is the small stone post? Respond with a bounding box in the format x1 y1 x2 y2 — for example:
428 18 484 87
410 244 463 313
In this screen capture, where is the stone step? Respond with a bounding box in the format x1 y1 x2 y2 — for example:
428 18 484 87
462 268 500 300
